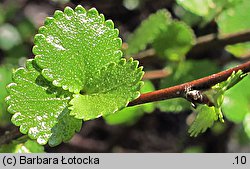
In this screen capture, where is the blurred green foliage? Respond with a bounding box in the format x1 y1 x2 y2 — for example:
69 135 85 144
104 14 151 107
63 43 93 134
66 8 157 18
0 137 44 153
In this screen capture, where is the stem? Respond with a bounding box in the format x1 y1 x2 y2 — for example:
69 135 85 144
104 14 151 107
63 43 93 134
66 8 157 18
132 30 250 59
190 30 250 55
0 127 22 145
129 61 250 106
143 69 171 80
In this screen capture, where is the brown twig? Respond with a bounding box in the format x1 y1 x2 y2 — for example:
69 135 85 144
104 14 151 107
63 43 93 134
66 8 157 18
129 61 250 106
142 68 171 80
132 30 250 59
190 30 250 55
0 127 22 145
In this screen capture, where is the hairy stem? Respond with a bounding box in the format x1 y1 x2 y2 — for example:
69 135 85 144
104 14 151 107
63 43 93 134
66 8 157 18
129 61 250 106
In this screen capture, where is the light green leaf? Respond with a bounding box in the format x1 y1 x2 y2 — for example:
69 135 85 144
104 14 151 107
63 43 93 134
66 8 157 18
158 60 218 112
212 70 246 92
0 138 44 153
69 58 144 120
222 75 250 123
189 70 247 136
104 106 143 126
177 0 242 24
33 6 123 93
177 0 215 17
173 5 202 26
188 105 218 137
126 9 171 55
104 80 155 125
0 24 21 51
6 59 82 146
217 0 250 57
243 113 250 139
225 43 250 57
152 21 195 61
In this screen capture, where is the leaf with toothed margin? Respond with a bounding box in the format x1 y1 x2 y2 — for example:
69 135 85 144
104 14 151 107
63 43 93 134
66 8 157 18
126 9 171 56
188 104 218 137
188 70 247 137
6 59 82 146
33 5 123 93
69 58 144 120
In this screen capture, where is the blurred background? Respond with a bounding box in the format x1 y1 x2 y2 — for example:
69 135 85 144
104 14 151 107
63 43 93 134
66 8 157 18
0 0 250 153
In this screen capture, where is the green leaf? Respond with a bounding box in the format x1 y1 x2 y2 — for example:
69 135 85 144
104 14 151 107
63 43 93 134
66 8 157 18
222 75 250 123
176 0 215 17
6 59 82 146
243 113 250 139
0 66 12 126
0 138 44 153
152 21 195 61
177 0 242 24
217 0 250 57
0 24 21 51
173 5 202 26
188 105 218 137
33 6 123 94
225 43 250 57
69 58 144 120
126 9 171 55
158 60 218 112
189 70 247 136
104 80 155 125
212 70 246 92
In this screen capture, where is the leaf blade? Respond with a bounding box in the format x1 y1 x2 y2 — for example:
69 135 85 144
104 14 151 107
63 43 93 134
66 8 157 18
33 6 122 93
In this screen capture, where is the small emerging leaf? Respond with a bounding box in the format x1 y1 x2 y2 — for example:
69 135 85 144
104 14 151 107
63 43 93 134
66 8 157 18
189 70 247 136
188 105 218 137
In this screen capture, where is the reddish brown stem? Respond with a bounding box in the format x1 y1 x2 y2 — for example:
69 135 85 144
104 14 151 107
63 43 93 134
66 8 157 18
189 30 250 55
129 61 250 106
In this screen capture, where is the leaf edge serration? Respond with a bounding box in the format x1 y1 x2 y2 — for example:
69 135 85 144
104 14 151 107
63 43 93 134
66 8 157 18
32 5 123 94
68 58 144 121
5 59 82 146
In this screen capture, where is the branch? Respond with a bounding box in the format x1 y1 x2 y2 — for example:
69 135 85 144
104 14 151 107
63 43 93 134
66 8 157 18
142 68 171 80
0 127 22 146
129 61 250 106
132 30 250 59
190 30 250 55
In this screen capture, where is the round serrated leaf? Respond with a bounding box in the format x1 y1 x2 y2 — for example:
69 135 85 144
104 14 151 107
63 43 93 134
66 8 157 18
69 59 144 120
33 6 122 93
6 59 82 146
